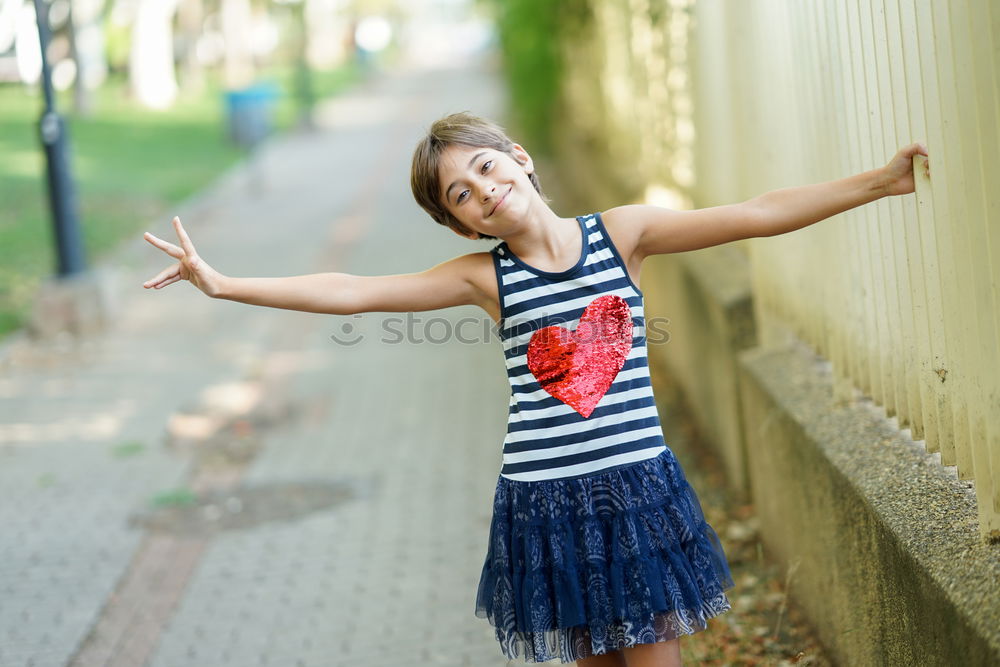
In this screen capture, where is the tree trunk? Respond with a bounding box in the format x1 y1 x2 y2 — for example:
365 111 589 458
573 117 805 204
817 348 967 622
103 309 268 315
305 0 350 69
128 0 179 110
69 0 107 116
176 0 204 94
220 0 253 89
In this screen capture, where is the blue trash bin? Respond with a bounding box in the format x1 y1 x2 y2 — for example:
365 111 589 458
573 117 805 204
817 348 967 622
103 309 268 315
224 82 279 149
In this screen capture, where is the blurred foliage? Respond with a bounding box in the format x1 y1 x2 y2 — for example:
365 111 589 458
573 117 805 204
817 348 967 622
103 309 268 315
103 14 131 72
485 0 590 154
150 487 199 508
111 440 146 458
0 63 359 340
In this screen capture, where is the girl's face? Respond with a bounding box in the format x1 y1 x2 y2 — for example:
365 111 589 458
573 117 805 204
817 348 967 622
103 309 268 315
437 143 537 239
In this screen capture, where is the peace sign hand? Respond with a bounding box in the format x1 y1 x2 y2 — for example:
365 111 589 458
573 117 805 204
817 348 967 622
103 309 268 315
142 217 225 298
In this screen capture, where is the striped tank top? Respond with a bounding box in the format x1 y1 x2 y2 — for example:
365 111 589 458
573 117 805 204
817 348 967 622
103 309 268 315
491 212 668 482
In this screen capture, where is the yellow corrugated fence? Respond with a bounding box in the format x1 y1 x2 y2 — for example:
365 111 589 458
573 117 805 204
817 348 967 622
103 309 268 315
555 0 999 539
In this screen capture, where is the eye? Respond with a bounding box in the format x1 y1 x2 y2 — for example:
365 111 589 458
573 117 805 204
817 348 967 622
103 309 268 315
456 189 470 204
481 160 492 174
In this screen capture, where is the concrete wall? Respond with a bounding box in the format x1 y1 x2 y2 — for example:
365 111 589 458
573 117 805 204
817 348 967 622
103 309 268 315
640 253 1000 666
738 342 999 666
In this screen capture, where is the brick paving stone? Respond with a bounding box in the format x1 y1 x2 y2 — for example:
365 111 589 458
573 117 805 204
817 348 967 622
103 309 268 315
0 54 570 667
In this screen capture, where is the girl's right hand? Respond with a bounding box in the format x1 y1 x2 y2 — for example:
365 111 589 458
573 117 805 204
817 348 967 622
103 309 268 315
142 216 225 297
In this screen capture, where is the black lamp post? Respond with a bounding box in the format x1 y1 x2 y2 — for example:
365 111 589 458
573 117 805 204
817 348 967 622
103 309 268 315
34 0 86 277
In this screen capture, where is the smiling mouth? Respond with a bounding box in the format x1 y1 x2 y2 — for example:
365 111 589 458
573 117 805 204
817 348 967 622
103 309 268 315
489 187 511 216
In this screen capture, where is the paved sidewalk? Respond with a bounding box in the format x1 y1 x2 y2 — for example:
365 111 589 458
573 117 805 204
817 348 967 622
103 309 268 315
0 58 548 666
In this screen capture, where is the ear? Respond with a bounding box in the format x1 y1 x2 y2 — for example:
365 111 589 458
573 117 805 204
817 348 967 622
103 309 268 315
449 224 480 241
510 143 534 176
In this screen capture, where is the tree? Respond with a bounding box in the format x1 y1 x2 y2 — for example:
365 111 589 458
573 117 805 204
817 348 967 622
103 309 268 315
129 0 179 109
68 0 107 115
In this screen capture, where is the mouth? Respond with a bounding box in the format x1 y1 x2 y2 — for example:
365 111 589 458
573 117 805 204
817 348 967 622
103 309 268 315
489 186 511 217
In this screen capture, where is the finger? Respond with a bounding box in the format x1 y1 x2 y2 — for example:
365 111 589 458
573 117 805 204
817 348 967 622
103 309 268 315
143 263 180 288
172 217 198 256
154 275 182 289
143 232 185 259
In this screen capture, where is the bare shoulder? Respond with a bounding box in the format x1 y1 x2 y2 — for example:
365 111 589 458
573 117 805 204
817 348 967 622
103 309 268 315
448 250 500 324
453 250 498 292
600 206 648 253
595 206 650 287
603 202 757 257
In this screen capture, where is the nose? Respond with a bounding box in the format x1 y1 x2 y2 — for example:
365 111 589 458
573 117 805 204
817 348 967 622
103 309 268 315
473 178 497 203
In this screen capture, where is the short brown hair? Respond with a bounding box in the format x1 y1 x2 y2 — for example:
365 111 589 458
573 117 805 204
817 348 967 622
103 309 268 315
410 112 545 240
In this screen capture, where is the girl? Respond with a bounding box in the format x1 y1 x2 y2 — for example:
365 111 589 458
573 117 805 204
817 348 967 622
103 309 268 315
142 112 927 666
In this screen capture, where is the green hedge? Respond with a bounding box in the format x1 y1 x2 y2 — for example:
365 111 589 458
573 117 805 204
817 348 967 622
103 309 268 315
489 0 591 154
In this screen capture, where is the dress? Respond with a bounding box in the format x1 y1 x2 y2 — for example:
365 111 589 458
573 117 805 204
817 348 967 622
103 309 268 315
475 212 734 663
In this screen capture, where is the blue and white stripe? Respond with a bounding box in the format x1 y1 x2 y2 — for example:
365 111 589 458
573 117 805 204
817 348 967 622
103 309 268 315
491 212 667 482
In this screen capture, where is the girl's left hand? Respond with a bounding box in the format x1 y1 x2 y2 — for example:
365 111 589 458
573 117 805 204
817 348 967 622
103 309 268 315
880 142 929 196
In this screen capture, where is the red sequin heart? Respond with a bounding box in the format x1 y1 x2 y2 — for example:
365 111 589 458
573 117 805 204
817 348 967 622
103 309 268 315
526 295 633 418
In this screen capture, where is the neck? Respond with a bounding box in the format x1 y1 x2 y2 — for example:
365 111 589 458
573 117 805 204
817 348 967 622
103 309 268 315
502 198 579 266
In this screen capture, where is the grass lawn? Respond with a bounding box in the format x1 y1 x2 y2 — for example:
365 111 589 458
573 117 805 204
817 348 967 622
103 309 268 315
0 64 359 340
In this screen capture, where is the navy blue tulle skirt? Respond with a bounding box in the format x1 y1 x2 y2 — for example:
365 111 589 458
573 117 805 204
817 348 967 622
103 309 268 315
475 447 734 663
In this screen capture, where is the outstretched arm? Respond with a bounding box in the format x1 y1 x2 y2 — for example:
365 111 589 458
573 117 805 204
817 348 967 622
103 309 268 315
742 141 928 238
607 142 929 258
142 217 487 315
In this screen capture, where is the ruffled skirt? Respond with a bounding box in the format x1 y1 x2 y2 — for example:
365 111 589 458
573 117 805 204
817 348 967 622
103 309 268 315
475 447 734 663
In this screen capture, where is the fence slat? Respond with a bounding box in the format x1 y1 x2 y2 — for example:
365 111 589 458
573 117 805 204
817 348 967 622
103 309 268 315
897 0 940 447
914 1 961 464
936 1 980 482
955 0 1000 537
